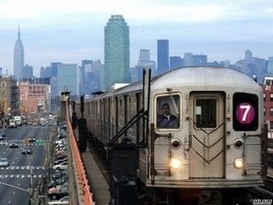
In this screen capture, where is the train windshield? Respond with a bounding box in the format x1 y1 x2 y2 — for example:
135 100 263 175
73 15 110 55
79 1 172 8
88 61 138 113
195 98 217 128
156 95 180 129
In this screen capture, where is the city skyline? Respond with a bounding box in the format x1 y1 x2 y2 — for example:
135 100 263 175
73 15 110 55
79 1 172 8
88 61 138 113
0 0 272 77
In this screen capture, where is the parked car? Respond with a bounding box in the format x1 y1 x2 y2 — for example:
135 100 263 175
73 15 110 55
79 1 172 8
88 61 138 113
0 134 4 140
55 138 67 146
52 161 68 171
56 132 67 140
56 153 67 160
54 158 67 165
0 157 9 167
55 150 66 156
47 196 69 205
48 176 68 189
47 183 68 200
52 170 68 181
56 145 67 152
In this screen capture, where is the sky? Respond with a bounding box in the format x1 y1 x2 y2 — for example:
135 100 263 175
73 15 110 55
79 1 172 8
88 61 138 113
0 0 273 77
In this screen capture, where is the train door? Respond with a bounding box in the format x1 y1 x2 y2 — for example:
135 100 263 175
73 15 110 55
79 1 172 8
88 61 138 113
189 92 225 178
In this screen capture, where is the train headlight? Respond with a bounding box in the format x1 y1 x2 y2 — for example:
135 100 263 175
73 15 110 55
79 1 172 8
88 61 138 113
171 138 181 149
233 139 243 149
233 158 244 169
170 158 182 169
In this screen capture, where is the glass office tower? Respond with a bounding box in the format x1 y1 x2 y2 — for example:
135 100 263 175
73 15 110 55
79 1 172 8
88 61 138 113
104 15 130 89
157 39 169 75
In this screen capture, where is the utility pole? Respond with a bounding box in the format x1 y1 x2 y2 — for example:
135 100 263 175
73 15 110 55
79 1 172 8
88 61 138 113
27 154 33 205
78 95 87 152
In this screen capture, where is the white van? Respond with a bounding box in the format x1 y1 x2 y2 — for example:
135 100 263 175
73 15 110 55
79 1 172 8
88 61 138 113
9 119 16 128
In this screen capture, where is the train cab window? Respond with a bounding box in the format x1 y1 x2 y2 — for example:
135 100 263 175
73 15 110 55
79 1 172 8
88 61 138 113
195 99 217 128
270 121 273 130
233 93 258 131
156 95 180 129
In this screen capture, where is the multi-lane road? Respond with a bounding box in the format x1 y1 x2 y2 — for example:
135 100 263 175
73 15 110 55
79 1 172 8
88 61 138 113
0 124 53 205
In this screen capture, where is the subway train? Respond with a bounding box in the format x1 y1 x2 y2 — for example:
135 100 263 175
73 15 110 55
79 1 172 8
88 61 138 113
75 66 267 204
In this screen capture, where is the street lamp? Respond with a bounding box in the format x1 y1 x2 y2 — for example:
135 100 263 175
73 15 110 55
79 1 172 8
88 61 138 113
28 163 34 205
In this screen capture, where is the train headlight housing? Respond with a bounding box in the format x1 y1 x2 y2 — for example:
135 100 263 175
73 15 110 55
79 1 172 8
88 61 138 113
171 138 181 149
170 158 182 169
233 158 244 169
233 139 243 149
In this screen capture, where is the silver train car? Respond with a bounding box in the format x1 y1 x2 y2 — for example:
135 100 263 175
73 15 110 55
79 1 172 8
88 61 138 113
76 66 267 203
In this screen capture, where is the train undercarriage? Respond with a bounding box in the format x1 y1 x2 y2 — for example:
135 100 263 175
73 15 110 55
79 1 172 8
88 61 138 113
88 132 256 205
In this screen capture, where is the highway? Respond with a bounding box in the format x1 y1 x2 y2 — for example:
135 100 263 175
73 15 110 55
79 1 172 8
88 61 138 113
0 124 52 205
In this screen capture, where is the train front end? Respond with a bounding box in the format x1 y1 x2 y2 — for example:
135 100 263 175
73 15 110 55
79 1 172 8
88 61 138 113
140 67 265 190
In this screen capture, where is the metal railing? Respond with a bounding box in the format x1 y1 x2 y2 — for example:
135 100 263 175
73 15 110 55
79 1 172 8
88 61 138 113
66 104 95 205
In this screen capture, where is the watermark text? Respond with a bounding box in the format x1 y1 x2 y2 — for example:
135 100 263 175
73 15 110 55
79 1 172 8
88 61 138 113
252 199 272 205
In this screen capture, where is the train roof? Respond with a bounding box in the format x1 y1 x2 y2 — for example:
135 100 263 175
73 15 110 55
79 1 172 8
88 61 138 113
152 66 262 91
84 66 262 100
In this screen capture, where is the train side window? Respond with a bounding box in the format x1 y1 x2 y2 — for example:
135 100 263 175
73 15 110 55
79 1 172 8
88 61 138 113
233 93 258 131
156 95 180 129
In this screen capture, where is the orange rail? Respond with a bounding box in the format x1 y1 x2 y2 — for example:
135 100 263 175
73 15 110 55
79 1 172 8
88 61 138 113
66 107 95 205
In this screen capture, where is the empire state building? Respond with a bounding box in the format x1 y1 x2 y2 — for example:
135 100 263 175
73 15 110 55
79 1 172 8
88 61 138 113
14 25 24 80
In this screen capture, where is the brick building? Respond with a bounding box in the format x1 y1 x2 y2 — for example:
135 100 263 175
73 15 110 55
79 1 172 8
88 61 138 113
19 82 51 113
262 77 273 130
0 76 19 116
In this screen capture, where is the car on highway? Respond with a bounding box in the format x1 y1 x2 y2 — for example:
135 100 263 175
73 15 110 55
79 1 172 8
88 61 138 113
0 129 5 137
0 134 4 140
9 143 19 148
47 195 69 205
0 157 9 167
22 146 32 154
8 119 16 128
28 137 36 143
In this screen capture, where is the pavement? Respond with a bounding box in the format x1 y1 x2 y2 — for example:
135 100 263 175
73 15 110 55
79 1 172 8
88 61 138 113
81 146 111 205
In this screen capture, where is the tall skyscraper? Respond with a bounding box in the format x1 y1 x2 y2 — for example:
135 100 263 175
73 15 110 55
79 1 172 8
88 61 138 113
79 60 103 93
184 52 193 66
132 49 156 82
57 64 79 96
267 57 273 75
22 64 34 79
14 24 24 80
236 49 266 83
170 56 183 69
157 39 169 75
193 55 208 65
104 15 130 89
44 62 61 78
